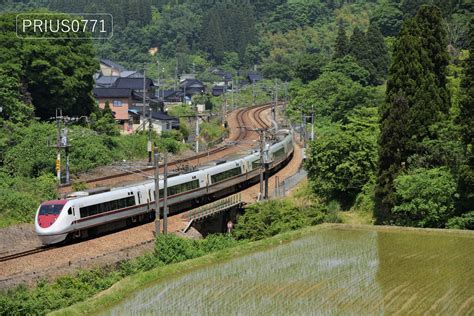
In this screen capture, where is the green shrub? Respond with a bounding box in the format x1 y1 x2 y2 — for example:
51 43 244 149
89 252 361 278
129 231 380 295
393 168 458 228
446 211 474 230
233 199 328 240
0 234 239 315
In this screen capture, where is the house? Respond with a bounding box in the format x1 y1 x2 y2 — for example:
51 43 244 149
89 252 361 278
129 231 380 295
93 88 133 132
212 85 226 97
100 59 126 76
180 78 205 100
128 109 179 134
247 71 263 84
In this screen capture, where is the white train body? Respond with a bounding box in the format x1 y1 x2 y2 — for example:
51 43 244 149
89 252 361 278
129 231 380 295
35 131 294 245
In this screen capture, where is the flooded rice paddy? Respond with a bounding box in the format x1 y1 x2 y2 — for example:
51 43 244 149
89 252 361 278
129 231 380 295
103 226 474 315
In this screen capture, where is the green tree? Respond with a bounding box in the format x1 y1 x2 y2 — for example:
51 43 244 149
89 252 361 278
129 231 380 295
294 53 329 84
334 21 349 59
415 5 450 113
291 71 375 123
393 168 458 228
457 18 474 214
376 8 452 224
371 0 404 36
366 21 391 85
322 56 370 86
90 101 119 136
305 107 379 207
0 13 97 120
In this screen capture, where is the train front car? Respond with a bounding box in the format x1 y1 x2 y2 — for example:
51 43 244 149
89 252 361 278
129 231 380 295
35 199 73 245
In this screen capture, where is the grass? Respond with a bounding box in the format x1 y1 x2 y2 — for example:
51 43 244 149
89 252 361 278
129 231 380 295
51 225 331 315
55 224 474 315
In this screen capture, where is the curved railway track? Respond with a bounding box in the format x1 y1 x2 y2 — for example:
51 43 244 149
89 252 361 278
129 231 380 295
58 103 274 194
1 104 276 267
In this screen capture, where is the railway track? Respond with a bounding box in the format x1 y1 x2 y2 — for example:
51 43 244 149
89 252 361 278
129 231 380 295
1 104 275 267
0 247 51 263
58 104 274 193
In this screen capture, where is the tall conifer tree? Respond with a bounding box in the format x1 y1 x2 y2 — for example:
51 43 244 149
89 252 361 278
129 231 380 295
334 22 349 59
415 5 450 113
375 10 447 222
366 22 390 85
457 18 474 212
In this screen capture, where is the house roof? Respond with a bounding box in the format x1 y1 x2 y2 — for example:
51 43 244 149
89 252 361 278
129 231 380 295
95 76 119 87
120 70 140 78
129 109 178 121
100 59 126 72
93 88 132 98
248 71 263 83
212 85 226 96
211 69 232 81
180 78 204 88
115 77 154 89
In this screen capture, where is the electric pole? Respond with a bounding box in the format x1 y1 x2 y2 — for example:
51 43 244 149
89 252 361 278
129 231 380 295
163 151 169 234
142 69 146 132
252 81 256 106
259 130 265 199
55 109 62 183
195 109 199 153
311 105 315 142
154 151 160 235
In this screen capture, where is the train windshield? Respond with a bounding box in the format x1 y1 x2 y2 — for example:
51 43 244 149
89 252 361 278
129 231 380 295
39 204 64 215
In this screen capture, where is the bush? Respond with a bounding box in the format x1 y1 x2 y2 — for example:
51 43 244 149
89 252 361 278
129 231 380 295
393 168 458 228
446 211 474 230
233 199 327 240
0 233 240 315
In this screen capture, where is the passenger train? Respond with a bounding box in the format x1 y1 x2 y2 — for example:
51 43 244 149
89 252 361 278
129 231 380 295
35 130 294 245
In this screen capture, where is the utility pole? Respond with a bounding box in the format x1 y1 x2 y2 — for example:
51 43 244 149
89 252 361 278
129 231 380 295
156 58 160 103
64 125 70 184
311 105 315 142
264 144 270 200
231 78 234 111
252 81 256 106
163 152 169 234
195 109 199 153
142 69 146 132
154 151 160 235
55 108 62 183
259 130 265 199
148 108 152 165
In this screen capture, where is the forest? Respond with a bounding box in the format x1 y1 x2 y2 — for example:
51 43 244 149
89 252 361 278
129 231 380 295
0 0 472 229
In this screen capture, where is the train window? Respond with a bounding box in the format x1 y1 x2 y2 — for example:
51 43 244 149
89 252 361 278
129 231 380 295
210 167 242 183
79 196 136 218
39 204 63 215
273 147 285 159
252 159 260 169
67 208 72 215
158 179 199 197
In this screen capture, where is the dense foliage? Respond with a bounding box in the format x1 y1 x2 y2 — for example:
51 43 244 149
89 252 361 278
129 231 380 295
0 13 97 121
0 234 240 315
233 189 340 240
373 6 472 229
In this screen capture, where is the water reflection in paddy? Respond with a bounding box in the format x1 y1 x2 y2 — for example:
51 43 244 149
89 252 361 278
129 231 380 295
103 226 474 315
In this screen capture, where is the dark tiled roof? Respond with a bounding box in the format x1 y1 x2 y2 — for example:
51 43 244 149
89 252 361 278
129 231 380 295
212 69 232 81
180 78 204 88
93 88 132 98
212 85 225 96
248 72 263 82
100 59 126 72
115 77 154 89
95 76 119 87
129 110 178 121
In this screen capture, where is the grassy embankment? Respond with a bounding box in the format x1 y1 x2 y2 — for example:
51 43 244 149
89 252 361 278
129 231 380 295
0 181 337 315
